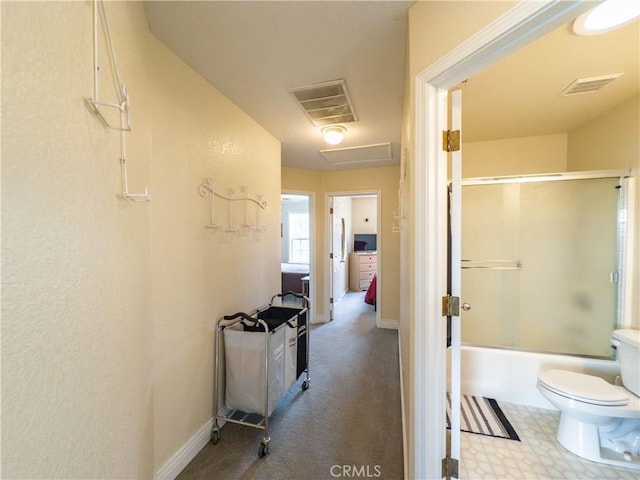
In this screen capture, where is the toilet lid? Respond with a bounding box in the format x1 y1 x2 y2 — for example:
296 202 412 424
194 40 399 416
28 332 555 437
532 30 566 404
538 369 629 406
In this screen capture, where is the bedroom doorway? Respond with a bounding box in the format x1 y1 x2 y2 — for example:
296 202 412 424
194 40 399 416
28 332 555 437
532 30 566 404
327 191 381 325
281 193 313 315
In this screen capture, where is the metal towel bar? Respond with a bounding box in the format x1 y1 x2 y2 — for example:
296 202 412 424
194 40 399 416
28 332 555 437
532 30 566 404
461 259 522 270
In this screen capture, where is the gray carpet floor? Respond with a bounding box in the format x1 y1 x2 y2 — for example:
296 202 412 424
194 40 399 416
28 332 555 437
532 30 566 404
176 291 404 480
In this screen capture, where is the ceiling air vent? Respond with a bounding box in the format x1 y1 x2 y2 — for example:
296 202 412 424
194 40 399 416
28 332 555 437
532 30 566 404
290 79 357 127
560 73 623 96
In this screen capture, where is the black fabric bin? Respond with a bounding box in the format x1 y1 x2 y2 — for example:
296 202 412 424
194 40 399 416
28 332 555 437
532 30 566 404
257 306 308 379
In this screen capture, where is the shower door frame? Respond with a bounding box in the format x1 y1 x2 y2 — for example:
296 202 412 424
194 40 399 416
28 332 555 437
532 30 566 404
460 169 632 358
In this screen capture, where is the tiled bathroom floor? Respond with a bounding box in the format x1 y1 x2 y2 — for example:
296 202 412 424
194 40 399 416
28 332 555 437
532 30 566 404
460 402 639 479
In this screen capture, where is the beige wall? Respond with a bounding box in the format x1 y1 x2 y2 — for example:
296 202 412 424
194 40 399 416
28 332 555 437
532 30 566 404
463 134 568 177
282 166 401 324
2 2 280 477
568 94 640 329
148 20 281 470
351 197 377 234
568 94 639 171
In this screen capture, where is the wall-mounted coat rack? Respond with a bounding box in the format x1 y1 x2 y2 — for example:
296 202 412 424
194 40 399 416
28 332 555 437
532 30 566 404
393 178 406 233
198 177 267 232
85 0 150 203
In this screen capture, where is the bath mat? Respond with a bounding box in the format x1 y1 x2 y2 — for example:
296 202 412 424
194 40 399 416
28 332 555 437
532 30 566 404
446 393 520 441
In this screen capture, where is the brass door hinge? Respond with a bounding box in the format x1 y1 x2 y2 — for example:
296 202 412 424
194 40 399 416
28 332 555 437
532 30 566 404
442 295 460 317
330 297 334 304
442 456 459 479
330 207 334 214
443 130 460 152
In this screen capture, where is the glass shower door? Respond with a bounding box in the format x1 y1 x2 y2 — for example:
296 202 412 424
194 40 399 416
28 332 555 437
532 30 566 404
461 176 620 357
518 178 618 357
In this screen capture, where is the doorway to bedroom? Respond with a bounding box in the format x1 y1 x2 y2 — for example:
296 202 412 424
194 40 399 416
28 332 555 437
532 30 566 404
281 193 312 309
328 192 380 324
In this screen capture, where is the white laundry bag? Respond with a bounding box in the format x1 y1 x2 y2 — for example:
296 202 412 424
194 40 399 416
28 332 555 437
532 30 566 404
224 322 286 416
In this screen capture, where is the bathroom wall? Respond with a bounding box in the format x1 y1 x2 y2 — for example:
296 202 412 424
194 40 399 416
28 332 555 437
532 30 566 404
2 2 281 477
462 134 568 177
567 93 639 172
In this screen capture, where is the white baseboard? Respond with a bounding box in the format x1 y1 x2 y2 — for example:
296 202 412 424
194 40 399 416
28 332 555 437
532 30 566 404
155 417 214 480
398 333 408 480
312 313 330 323
377 318 398 330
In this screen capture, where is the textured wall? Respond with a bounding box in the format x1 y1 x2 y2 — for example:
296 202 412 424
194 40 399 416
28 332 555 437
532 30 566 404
147 30 281 468
2 1 280 477
2 3 154 477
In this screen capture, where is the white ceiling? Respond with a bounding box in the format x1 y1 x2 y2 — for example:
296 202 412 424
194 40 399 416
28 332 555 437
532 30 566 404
462 14 639 143
144 1 413 171
144 2 639 171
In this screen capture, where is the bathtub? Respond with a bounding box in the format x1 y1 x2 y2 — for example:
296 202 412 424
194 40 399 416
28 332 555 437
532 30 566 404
456 345 620 409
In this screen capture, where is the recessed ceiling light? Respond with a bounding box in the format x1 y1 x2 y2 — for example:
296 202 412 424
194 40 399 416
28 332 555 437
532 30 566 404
322 125 346 145
573 0 640 36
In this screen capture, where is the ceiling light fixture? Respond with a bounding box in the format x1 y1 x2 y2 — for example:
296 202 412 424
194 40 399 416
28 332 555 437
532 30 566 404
573 0 640 35
322 125 346 145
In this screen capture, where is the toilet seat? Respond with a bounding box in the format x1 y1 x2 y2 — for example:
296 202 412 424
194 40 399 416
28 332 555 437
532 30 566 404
538 369 629 406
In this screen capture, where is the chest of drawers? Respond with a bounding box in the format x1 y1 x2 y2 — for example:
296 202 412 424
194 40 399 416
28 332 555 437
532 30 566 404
349 252 377 291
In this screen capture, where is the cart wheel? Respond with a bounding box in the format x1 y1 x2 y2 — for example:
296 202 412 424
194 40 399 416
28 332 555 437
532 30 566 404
211 428 220 445
302 379 310 391
258 442 270 458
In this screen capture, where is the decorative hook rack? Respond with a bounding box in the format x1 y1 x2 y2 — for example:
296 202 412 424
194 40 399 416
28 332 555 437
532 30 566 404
85 0 150 203
198 178 267 232
392 178 406 233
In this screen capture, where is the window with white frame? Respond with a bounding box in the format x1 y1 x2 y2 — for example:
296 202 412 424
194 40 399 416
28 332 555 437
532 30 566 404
289 212 309 264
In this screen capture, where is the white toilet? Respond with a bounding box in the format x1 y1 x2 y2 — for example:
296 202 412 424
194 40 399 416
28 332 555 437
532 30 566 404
537 329 640 470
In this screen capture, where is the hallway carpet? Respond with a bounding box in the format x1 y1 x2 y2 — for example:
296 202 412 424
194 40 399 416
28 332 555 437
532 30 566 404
176 292 404 480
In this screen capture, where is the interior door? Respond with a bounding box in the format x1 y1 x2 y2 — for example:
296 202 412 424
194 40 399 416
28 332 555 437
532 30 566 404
328 197 335 321
330 197 346 313
446 88 463 478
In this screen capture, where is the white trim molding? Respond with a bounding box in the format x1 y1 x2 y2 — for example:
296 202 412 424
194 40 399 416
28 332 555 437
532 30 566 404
155 418 214 480
411 2 593 479
378 318 399 330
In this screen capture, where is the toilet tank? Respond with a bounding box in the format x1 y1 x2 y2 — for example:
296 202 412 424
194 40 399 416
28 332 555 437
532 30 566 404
612 329 640 397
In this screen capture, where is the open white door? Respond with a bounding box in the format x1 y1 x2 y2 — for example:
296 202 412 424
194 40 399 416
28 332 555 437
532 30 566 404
331 199 346 314
328 197 335 321
445 89 463 478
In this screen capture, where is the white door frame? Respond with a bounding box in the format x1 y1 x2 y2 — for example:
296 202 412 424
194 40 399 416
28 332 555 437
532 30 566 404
326 190 382 327
282 189 316 324
411 2 593 478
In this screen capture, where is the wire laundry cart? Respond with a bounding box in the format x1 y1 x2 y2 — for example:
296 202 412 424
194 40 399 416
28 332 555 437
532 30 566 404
211 292 310 458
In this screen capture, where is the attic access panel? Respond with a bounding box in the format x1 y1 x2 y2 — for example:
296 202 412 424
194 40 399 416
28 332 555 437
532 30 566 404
320 142 392 167
290 79 357 127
